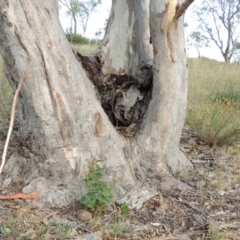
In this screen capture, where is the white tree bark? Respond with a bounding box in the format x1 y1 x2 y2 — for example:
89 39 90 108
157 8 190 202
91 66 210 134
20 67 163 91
98 0 192 181
0 0 192 208
99 0 153 75
0 0 136 207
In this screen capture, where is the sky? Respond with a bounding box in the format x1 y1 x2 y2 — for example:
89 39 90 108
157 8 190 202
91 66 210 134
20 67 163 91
59 0 224 62
184 1 224 61
59 0 112 38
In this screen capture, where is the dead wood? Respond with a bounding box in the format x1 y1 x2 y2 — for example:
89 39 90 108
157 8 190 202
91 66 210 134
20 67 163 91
75 51 153 136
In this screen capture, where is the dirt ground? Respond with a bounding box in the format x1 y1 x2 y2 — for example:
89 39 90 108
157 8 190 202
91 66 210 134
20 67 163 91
0 126 240 240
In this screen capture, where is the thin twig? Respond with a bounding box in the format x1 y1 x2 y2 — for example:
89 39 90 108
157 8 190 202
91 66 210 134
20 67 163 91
220 195 240 202
0 71 25 176
179 198 208 217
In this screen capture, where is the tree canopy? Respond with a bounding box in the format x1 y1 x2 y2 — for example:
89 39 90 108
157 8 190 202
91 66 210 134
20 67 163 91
59 0 102 35
193 0 240 62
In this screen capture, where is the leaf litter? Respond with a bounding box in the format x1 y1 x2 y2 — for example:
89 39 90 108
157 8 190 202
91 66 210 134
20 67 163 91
0 126 240 239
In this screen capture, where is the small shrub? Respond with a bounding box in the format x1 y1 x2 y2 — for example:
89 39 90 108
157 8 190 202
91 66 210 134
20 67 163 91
0 217 16 237
66 34 89 45
120 203 129 218
56 223 71 240
207 224 228 240
101 223 125 238
187 58 240 147
187 101 240 147
71 44 97 56
66 34 99 45
80 159 115 213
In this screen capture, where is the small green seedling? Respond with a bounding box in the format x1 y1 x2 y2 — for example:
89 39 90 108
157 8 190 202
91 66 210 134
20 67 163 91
56 223 71 240
0 217 16 237
120 202 129 218
80 159 115 213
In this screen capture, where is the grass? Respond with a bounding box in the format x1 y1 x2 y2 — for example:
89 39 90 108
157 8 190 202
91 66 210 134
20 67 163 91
71 44 97 56
187 58 240 147
0 57 13 134
206 224 229 240
0 217 16 237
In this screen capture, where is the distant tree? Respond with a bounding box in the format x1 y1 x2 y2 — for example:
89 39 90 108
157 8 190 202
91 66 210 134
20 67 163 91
95 29 102 42
59 0 81 34
233 42 240 63
78 0 102 36
194 0 240 63
59 0 101 36
187 31 209 58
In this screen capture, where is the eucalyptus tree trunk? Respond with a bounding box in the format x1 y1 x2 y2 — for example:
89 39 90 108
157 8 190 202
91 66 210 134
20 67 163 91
0 0 192 208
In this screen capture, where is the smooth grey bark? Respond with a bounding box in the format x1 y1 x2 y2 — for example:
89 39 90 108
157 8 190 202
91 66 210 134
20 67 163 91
99 0 153 75
98 0 192 178
0 0 192 208
0 0 135 207
138 0 192 177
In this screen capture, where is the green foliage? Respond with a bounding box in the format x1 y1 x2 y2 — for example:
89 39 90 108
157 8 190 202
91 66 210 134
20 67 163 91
80 159 115 213
120 203 129 218
66 34 99 45
0 57 13 132
187 101 240 147
66 33 89 44
36 224 50 239
101 223 125 237
71 43 97 56
0 217 16 237
207 224 228 240
56 223 71 240
187 31 209 58
177 171 188 180
211 91 240 109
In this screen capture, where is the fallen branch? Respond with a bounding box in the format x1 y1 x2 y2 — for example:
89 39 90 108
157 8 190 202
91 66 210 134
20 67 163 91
0 189 41 200
0 71 25 176
179 198 208 218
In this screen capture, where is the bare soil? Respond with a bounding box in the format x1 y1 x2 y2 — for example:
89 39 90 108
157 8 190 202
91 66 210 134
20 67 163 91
0 126 240 240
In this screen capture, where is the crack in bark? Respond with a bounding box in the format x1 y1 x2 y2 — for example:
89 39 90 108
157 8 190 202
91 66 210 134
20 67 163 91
15 28 31 63
35 41 55 111
19 0 33 29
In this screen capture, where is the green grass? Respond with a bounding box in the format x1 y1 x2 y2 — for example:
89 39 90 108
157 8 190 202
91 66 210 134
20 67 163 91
0 217 16 237
187 58 240 147
0 57 13 133
71 44 98 56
